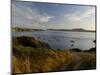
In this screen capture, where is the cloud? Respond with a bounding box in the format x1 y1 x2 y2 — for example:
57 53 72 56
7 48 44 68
64 13 80 21
39 16 53 22
63 7 95 22
81 7 95 18
51 7 95 30
12 2 54 28
12 1 95 30
24 7 54 22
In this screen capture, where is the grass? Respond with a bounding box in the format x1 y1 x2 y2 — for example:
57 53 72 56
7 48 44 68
12 36 96 73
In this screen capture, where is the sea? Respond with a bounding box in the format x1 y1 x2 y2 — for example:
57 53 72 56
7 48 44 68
12 31 95 50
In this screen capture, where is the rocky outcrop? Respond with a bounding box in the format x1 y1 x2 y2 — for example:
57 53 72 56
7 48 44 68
12 36 50 49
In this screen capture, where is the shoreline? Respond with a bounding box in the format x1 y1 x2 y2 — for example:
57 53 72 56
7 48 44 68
12 35 95 51
12 30 96 33
12 36 96 73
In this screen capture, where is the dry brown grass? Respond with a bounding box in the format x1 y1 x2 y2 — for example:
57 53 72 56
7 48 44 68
12 36 96 73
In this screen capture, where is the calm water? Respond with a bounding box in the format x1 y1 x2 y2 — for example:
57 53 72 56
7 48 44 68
12 31 95 50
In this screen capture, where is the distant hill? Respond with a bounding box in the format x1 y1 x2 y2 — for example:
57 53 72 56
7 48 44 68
72 28 86 31
71 28 95 32
47 28 95 32
12 27 95 32
12 27 44 32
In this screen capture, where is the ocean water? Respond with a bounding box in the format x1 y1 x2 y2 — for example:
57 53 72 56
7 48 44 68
12 31 95 50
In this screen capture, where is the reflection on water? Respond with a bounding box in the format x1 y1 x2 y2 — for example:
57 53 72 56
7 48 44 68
12 31 95 50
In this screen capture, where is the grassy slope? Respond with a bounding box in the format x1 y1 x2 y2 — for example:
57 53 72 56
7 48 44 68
12 36 96 73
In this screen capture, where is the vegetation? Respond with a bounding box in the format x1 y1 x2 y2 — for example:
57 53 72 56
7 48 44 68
12 36 96 74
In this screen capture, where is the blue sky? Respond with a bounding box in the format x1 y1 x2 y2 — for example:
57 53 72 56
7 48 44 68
12 1 95 30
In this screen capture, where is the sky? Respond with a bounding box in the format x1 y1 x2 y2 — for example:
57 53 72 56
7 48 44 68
12 1 96 30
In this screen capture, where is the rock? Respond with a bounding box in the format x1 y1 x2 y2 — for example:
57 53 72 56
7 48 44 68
70 40 75 43
88 48 96 53
12 36 50 48
70 48 82 52
93 40 96 43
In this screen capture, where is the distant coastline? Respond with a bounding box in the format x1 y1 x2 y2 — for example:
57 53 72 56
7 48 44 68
12 27 96 32
47 28 95 32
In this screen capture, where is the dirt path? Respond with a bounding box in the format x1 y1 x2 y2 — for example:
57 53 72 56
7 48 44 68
59 52 85 71
60 52 95 71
